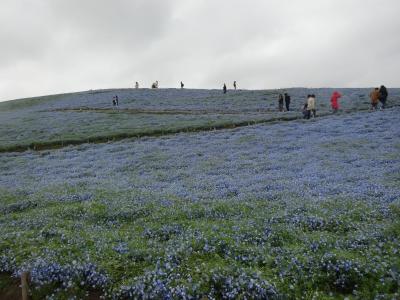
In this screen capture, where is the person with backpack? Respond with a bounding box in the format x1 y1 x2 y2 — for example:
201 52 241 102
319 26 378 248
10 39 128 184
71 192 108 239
370 88 380 110
379 85 388 109
330 91 342 113
223 83 227 94
278 94 284 112
284 93 291 111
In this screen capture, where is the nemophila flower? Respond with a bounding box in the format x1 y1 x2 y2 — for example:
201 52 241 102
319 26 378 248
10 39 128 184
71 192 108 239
13 259 108 292
112 242 129 255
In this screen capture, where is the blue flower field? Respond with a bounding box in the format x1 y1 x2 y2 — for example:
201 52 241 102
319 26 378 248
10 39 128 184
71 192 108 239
0 89 400 299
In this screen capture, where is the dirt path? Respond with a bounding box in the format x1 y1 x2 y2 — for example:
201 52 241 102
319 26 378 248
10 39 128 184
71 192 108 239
0 274 20 300
46 107 275 115
0 273 103 300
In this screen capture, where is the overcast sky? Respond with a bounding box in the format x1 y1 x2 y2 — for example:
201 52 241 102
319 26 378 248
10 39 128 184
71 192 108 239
0 0 399 101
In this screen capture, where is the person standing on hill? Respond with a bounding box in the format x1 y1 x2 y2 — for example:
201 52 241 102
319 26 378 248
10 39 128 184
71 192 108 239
233 81 237 90
330 91 342 113
223 83 227 94
152 81 159 89
370 88 380 110
135 82 139 89
284 93 291 111
181 81 184 89
379 85 388 109
302 99 309 119
278 94 284 112
307 94 316 119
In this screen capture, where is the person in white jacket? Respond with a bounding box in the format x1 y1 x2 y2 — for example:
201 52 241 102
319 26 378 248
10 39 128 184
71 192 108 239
306 94 316 119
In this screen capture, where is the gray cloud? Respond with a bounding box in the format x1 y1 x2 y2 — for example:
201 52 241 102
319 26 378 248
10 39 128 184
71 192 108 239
0 0 399 101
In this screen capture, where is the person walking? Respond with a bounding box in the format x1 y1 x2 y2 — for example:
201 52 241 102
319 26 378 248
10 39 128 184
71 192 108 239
115 95 119 106
223 83 227 94
180 81 184 89
330 91 342 113
302 100 309 119
379 85 388 109
370 88 380 110
307 94 316 119
278 94 284 112
284 93 291 111
233 81 237 90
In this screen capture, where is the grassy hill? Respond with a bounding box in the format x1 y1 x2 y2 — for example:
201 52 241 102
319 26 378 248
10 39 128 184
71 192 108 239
1 89 400 299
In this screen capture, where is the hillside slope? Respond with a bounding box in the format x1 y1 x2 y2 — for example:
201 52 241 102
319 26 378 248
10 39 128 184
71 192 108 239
1 88 399 152
1 105 400 298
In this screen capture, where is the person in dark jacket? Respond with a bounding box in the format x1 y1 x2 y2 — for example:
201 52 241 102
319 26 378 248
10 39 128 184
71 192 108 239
223 83 227 94
379 85 388 109
302 99 309 119
233 81 237 90
284 93 291 111
180 81 184 89
278 94 284 112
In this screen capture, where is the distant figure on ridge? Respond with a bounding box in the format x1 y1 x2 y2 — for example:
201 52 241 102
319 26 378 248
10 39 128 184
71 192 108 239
135 82 139 89
306 94 316 119
151 81 159 89
370 88 380 110
278 94 284 112
379 85 388 109
112 95 118 107
233 81 237 90
223 83 227 94
181 81 184 89
330 91 342 113
284 93 291 111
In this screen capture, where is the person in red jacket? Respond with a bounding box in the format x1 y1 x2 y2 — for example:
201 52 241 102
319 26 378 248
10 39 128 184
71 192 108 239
330 91 342 113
